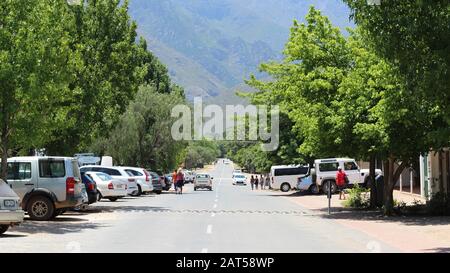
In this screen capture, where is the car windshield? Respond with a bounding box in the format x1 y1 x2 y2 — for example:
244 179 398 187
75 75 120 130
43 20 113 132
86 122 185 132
235 175 245 179
196 174 209 179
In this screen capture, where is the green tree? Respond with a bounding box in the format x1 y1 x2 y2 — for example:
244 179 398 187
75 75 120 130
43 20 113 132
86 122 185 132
335 29 435 212
0 0 75 180
93 85 186 172
343 0 450 147
45 0 155 155
246 7 351 159
184 140 221 169
245 7 436 215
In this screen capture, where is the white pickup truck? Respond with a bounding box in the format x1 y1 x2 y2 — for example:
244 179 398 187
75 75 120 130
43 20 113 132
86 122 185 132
314 158 382 194
0 179 24 235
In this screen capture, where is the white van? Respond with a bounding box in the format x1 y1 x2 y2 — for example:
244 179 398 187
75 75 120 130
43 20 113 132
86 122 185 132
270 165 309 192
0 179 24 235
3 157 84 220
314 158 382 194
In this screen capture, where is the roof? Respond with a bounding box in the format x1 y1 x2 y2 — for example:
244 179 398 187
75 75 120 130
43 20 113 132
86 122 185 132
8 156 75 161
314 158 355 163
271 164 308 169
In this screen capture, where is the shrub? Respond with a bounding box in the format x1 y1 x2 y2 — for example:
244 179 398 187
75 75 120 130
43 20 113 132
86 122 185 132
343 184 370 209
428 192 450 216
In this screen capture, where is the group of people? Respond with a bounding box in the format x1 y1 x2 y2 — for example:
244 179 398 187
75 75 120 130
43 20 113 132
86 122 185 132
249 174 271 190
172 168 185 195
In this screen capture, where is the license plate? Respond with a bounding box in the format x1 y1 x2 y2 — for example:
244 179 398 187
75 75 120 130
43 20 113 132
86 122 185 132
117 184 123 189
3 200 16 208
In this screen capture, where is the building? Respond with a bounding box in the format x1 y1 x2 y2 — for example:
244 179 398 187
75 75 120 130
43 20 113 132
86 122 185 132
420 149 450 200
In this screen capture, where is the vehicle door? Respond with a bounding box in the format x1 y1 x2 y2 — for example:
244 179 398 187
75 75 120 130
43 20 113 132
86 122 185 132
37 159 67 201
343 161 361 185
317 162 339 185
5 160 34 200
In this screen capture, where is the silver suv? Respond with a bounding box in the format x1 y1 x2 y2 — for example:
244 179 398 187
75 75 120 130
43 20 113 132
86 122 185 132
4 157 84 221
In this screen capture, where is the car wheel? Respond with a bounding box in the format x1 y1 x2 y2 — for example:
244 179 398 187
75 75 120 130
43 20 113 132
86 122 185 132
280 183 291 192
79 204 89 212
108 197 118 202
97 192 102 201
155 190 162 195
27 196 55 221
322 181 337 194
0 225 9 235
309 184 320 195
194 188 197 191
209 187 213 191
134 185 142 196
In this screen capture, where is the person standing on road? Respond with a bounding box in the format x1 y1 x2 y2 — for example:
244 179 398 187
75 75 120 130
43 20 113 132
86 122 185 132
176 168 185 195
265 174 271 190
172 169 178 192
336 166 347 200
250 175 255 190
260 175 264 190
255 176 259 190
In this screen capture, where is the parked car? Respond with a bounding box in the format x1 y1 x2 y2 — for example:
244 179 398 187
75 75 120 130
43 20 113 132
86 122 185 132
183 170 195 183
81 173 98 204
74 183 90 212
232 169 242 178
80 166 138 196
84 172 127 202
3 157 84 221
232 174 247 186
296 168 319 194
194 173 213 191
160 173 172 191
122 167 154 195
0 179 24 235
164 174 174 191
270 165 310 192
75 153 101 167
314 158 382 194
147 171 162 194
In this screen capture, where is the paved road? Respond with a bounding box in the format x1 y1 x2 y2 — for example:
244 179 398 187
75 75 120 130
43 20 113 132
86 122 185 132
0 160 399 253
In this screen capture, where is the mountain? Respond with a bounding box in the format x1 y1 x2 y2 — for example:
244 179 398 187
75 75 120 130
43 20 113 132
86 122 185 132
128 0 353 104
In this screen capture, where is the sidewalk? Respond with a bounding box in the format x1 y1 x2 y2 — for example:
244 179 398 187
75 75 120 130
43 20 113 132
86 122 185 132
282 190 450 253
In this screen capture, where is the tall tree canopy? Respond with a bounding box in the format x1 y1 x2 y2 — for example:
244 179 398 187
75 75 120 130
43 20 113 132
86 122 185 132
0 0 76 180
243 6 439 214
344 0 450 147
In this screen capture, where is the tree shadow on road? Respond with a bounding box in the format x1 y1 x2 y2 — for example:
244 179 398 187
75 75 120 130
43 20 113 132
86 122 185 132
254 191 317 198
9 217 107 235
0 233 28 238
424 247 450 253
83 205 171 214
315 207 450 226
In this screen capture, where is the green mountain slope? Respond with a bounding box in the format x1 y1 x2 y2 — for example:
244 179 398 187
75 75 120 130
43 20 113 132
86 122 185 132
129 0 353 103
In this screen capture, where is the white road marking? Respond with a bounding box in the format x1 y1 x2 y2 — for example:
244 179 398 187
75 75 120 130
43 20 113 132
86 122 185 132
201 248 208 253
213 204 217 209
211 213 216 217
207 225 213 234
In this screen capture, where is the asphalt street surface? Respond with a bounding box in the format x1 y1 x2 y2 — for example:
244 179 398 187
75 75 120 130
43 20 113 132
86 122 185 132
0 160 399 253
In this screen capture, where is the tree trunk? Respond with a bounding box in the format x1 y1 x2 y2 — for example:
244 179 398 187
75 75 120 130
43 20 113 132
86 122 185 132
383 156 408 216
369 154 377 208
383 158 394 215
0 110 9 182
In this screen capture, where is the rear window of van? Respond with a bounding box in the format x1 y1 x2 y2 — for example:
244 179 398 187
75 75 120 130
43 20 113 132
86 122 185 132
274 167 308 176
39 160 66 178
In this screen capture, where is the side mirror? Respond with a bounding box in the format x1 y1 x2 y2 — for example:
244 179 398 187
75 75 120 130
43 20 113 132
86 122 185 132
211 177 214 179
